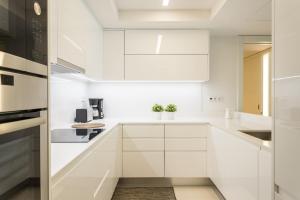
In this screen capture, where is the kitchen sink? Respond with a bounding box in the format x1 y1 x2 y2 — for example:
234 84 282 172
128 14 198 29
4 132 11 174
239 130 272 141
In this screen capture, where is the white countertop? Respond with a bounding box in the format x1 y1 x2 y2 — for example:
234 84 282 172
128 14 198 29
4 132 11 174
51 117 272 177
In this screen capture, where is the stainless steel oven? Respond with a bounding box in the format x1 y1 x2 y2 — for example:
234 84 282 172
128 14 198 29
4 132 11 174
0 68 48 200
0 0 47 66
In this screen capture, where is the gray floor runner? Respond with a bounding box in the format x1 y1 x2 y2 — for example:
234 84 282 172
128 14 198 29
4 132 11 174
112 187 177 200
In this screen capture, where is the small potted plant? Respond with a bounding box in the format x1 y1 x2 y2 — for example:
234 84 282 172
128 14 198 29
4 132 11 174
152 104 164 120
165 104 177 120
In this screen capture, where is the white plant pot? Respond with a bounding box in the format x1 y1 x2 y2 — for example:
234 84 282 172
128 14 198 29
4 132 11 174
166 112 175 120
154 112 162 120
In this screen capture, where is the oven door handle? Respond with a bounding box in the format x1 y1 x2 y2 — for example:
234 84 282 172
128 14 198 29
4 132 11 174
0 117 46 135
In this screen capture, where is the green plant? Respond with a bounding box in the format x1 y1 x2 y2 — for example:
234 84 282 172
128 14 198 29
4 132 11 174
165 104 177 112
152 104 164 112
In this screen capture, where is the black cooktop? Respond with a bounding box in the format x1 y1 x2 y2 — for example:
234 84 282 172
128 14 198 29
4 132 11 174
51 129 105 143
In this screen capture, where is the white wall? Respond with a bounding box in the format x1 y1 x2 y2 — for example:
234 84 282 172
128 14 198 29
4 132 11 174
202 36 238 112
88 82 203 119
50 76 88 129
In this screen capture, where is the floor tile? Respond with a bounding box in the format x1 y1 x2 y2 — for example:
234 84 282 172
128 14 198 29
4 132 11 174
174 186 220 200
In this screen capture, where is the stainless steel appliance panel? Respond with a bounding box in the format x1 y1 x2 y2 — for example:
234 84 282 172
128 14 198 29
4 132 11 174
0 69 47 113
0 51 47 76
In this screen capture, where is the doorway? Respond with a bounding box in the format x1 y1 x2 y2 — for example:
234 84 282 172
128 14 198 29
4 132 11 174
243 43 272 116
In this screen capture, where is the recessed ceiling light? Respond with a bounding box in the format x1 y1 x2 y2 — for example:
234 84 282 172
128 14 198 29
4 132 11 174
162 0 170 7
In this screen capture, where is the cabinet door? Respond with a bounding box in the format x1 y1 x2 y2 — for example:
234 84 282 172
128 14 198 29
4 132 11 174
123 138 164 151
57 0 103 80
125 30 209 55
103 30 125 80
259 149 272 200
52 127 122 200
165 138 206 151
57 0 87 68
94 126 122 200
123 152 164 177
165 152 207 177
123 125 164 138
125 55 209 81
165 124 209 138
52 137 109 200
208 127 260 200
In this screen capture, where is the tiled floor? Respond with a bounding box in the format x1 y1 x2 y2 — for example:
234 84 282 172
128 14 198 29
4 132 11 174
174 186 220 200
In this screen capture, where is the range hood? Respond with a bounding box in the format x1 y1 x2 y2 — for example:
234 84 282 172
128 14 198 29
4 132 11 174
51 58 85 74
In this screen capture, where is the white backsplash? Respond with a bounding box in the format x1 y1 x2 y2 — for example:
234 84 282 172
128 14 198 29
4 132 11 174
50 76 88 129
88 82 204 119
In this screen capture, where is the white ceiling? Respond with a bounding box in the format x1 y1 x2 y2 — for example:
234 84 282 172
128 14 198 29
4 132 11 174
85 0 272 36
115 0 220 10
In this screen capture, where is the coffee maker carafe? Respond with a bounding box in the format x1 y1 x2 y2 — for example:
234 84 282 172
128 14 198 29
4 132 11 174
89 98 104 119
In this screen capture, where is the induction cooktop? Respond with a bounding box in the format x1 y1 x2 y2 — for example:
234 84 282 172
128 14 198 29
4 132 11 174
51 129 105 143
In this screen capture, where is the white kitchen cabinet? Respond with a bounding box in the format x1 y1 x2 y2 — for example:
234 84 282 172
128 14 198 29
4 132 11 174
125 55 209 81
123 152 164 177
164 124 208 177
125 30 209 55
56 0 103 80
52 126 122 200
208 127 260 200
165 124 209 138
165 152 206 177
122 124 164 177
123 138 164 151
123 125 164 138
165 138 206 151
259 149 272 200
103 30 125 80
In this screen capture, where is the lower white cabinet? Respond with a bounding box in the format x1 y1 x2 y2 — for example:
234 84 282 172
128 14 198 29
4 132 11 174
164 124 208 178
123 138 164 151
52 126 122 200
165 152 206 177
208 127 260 200
122 124 209 178
123 152 164 177
259 149 272 200
122 124 165 177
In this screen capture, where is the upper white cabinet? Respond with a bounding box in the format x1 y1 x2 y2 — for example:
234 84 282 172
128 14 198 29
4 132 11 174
55 0 103 80
124 30 210 81
125 55 209 81
101 29 210 81
125 30 209 55
103 30 125 80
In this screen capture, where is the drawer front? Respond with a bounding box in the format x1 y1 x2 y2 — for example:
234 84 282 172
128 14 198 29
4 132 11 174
125 55 209 81
125 30 209 55
165 138 206 151
123 138 164 151
52 138 110 200
165 124 208 138
123 152 164 177
165 152 207 177
123 125 164 138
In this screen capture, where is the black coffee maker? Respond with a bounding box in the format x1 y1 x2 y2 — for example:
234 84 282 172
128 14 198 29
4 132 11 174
89 98 104 119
